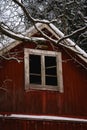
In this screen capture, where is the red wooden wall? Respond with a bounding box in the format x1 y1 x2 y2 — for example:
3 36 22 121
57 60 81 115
0 118 87 130
0 40 87 118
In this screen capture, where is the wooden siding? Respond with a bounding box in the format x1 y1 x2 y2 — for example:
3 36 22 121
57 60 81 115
0 42 87 117
0 118 87 130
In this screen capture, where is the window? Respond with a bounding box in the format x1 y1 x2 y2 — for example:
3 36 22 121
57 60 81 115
24 49 63 92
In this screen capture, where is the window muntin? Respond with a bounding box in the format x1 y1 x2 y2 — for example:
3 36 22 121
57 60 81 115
24 49 63 92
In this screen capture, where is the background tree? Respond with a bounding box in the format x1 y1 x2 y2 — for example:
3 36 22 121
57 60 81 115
0 0 87 52
22 0 87 51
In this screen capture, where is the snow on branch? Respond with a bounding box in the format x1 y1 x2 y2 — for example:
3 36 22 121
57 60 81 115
12 0 57 24
0 0 87 62
0 23 46 42
57 26 87 44
0 55 21 63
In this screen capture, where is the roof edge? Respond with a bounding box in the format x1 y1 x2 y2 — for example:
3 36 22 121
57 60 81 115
0 23 87 63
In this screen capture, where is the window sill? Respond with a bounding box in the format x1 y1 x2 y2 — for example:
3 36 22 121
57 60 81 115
25 84 61 92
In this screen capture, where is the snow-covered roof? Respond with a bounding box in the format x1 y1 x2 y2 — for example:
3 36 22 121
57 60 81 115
0 23 87 63
49 24 87 62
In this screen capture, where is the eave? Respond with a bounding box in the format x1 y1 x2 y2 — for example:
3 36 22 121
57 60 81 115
0 23 87 63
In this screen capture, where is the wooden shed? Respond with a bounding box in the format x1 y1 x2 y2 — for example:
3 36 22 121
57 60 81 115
0 23 87 129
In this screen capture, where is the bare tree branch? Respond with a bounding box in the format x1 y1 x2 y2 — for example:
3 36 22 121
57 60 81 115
0 0 87 62
0 79 12 92
12 0 57 24
57 26 87 44
0 55 22 63
0 23 47 42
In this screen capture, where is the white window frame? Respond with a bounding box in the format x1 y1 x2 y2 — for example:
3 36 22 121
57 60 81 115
24 48 63 92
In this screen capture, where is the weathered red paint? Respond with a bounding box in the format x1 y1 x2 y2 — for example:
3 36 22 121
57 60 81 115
0 30 87 129
0 118 87 130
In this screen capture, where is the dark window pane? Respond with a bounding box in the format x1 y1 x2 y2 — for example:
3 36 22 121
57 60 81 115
29 54 41 84
30 75 41 84
30 54 41 74
45 56 57 86
46 76 57 86
45 56 57 75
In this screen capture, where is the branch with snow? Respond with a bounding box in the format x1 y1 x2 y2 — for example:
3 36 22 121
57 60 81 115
0 0 87 62
12 0 57 24
57 26 87 44
0 55 22 63
0 23 47 42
